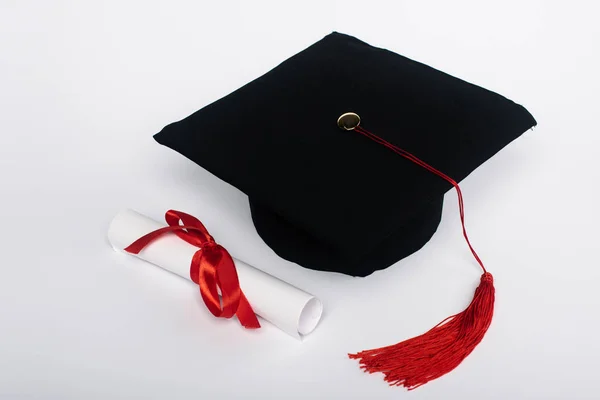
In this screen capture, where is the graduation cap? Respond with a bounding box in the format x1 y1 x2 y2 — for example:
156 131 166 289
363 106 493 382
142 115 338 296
153 32 536 389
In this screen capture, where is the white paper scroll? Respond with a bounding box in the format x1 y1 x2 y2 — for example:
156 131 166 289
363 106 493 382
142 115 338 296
107 209 322 339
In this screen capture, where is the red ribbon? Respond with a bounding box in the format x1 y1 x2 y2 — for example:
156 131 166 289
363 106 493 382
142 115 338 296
123 210 260 329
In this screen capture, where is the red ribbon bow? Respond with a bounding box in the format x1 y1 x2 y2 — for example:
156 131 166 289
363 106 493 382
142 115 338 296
124 210 260 329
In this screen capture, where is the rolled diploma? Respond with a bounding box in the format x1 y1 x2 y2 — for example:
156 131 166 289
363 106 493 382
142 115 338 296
107 209 322 339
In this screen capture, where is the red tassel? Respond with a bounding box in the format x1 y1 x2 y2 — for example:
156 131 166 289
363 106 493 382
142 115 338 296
349 125 497 389
349 272 494 390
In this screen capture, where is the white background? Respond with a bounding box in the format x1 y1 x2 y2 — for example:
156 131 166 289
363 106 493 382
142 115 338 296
1 1 599 399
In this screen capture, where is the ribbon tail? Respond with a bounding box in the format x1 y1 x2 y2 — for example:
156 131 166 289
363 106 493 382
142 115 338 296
236 292 261 329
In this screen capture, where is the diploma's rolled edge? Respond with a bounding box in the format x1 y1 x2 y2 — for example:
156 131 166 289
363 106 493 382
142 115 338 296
107 208 129 253
107 208 140 253
297 296 323 337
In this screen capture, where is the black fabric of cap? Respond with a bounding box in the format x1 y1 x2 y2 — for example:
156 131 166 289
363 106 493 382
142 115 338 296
154 32 536 277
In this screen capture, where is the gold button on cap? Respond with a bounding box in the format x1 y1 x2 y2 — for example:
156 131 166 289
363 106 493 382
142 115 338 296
337 112 361 130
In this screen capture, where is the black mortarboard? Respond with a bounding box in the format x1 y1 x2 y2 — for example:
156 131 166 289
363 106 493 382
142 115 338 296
154 32 535 277
153 32 536 389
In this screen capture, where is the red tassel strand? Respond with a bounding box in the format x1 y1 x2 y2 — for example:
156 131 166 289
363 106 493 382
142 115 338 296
348 125 496 389
349 272 494 390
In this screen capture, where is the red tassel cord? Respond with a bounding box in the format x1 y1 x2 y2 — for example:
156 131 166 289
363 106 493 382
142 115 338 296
348 125 495 390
